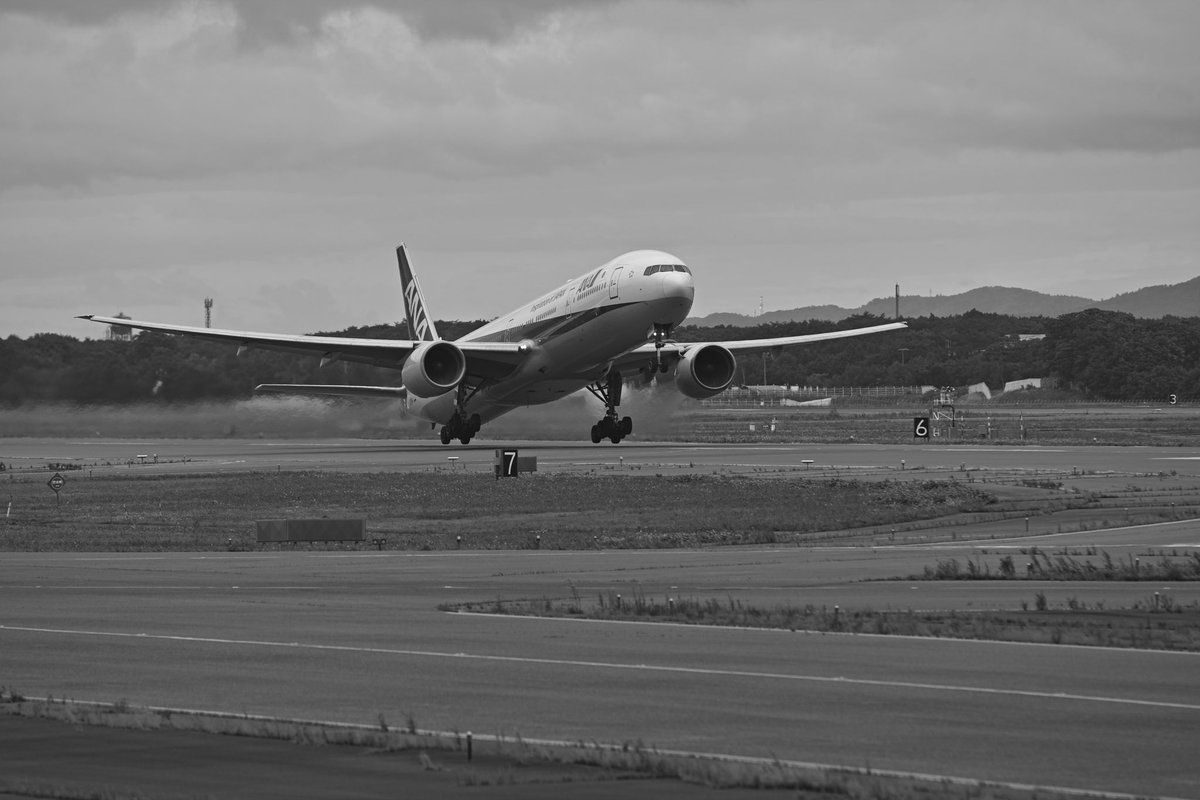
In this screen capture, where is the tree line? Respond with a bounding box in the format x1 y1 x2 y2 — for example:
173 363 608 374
1 309 1196 405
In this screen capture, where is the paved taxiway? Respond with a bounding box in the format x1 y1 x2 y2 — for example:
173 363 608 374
3 438 1200 797
3 551 1199 797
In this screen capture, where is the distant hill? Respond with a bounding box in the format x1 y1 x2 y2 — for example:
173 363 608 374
1093 276 1200 318
686 277 1200 325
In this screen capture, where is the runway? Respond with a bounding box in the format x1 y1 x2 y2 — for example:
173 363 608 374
2 437 1200 797
3 546 1199 797
6 435 1200 479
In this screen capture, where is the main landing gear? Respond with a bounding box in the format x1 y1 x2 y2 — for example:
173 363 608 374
439 383 483 445
439 412 482 445
587 369 632 444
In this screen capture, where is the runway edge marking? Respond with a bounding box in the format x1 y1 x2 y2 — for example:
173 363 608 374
4 624 1199 712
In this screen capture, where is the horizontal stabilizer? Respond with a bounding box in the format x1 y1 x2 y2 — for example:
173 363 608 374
255 384 408 399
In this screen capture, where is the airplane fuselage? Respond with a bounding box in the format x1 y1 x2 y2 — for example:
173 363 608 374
409 249 694 426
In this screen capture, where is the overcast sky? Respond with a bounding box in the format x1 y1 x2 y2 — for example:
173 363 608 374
3 0 1198 339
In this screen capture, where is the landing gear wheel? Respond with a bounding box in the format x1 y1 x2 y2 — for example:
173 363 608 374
439 427 452 445
586 369 634 444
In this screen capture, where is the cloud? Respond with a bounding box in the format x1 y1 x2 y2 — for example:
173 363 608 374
1 1 1198 338
4 1 1198 192
0 0 606 44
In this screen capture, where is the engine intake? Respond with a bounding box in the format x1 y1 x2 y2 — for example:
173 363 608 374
401 341 467 398
675 344 736 399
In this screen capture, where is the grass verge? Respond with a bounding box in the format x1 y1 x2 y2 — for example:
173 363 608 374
0 690 1128 799
443 585 1200 651
917 547 1200 582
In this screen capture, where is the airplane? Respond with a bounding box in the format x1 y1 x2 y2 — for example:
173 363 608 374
82 245 906 444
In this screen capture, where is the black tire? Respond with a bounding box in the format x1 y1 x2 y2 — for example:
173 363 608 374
620 416 633 436
439 427 452 445
590 424 602 444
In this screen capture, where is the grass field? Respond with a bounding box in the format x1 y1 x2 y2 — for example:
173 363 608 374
2 470 991 551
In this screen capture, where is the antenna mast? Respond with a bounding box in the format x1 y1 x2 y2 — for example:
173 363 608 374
204 298 213 328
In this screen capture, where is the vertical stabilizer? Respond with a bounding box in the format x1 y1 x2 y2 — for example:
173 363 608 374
396 244 439 342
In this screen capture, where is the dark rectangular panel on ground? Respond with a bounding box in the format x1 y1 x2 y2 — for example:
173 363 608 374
256 519 365 542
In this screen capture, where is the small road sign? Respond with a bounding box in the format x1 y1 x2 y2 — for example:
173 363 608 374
495 449 519 479
47 473 65 492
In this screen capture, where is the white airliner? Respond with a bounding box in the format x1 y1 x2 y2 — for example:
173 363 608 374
82 246 906 444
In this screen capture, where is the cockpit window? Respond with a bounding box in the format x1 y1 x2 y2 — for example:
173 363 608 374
645 264 690 275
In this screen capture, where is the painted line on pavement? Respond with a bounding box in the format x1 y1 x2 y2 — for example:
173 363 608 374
3 623 1198 712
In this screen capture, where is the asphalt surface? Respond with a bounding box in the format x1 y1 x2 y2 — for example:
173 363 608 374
7 436 1200 479
2 438 1200 798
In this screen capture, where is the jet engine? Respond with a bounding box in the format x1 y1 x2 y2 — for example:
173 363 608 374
401 341 467 398
675 344 736 399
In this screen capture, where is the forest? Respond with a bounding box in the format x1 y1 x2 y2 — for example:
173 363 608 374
1 309 1197 405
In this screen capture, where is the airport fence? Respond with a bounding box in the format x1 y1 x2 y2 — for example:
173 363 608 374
702 386 926 407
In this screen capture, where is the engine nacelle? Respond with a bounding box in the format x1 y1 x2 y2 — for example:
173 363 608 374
401 341 467 398
675 344 736 399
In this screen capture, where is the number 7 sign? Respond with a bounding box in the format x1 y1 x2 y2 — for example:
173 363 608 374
495 449 519 478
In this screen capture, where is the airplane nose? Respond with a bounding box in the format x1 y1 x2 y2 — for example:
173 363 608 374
661 270 695 303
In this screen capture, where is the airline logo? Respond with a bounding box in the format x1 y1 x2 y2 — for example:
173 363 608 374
404 279 433 340
397 246 436 341
575 268 606 298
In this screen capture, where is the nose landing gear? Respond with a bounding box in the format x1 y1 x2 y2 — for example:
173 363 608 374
652 322 673 373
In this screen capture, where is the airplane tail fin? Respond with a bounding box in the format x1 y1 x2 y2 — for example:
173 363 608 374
396 244 439 342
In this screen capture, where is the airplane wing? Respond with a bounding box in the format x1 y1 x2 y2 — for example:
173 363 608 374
255 384 408 398
609 320 908 374
78 316 527 380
